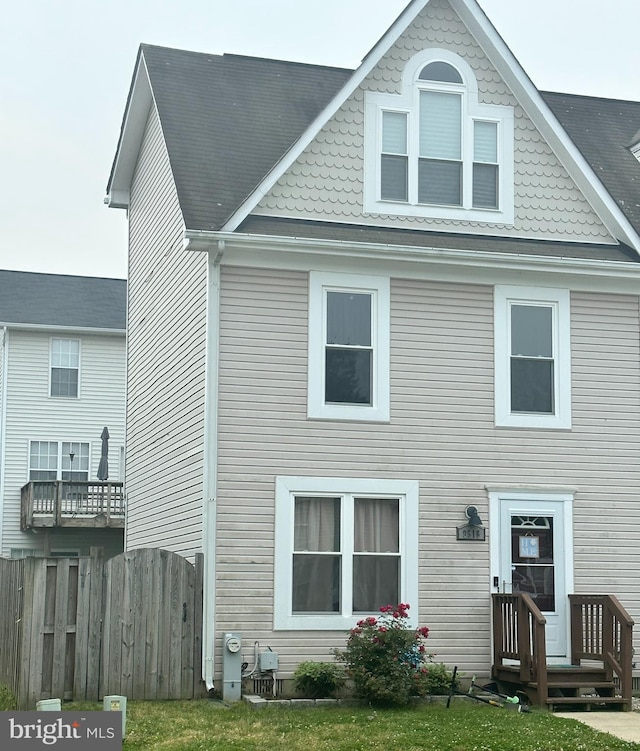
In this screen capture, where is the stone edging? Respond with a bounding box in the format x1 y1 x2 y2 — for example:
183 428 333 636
243 695 342 709
243 694 450 710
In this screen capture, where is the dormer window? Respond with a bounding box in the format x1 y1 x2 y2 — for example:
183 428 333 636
365 49 514 224
631 130 640 164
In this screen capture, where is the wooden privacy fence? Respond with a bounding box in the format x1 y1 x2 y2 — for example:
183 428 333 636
0 548 204 709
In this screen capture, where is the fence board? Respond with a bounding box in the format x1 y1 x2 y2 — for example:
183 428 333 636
75 548 104 699
131 550 147 698
32 560 48 702
161 551 177 699
145 549 161 699
65 561 79 700
0 558 25 697
101 551 124 697
52 558 70 698
122 550 135 697
74 556 90 698
181 558 195 697
193 554 204 697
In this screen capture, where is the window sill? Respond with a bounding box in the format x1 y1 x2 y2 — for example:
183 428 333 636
274 613 417 631
364 199 513 224
307 404 390 423
495 414 572 430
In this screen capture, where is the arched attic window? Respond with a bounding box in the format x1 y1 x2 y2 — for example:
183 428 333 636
365 49 514 224
419 61 463 84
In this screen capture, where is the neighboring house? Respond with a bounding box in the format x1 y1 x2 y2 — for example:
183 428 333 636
0 270 127 559
106 0 640 698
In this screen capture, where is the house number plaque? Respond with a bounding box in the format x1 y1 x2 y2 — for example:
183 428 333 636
456 526 486 541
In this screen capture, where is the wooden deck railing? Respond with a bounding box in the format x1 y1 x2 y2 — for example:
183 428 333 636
492 593 634 708
569 594 634 702
492 593 547 695
21 481 125 529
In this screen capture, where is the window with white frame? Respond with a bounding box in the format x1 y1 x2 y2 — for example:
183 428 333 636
50 338 80 398
29 441 90 481
274 477 419 630
308 272 390 422
365 49 514 223
494 286 571 429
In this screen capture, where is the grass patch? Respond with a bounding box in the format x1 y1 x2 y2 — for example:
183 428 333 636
0 684 17 710
64 699 640 750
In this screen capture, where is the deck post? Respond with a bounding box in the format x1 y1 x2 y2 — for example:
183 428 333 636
54 481 63 526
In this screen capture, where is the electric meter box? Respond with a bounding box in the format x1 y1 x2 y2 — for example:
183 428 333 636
222 632 243 703
259 651 279 671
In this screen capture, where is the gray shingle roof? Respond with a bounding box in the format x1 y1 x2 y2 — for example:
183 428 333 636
141 45 352 231
541 92 640 235
240 215 639 264
140 46 640 240
0 270 126 330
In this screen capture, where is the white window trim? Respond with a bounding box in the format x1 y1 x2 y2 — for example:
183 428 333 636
49 337 81 399
274 476 419 630
494 285 571 429
308 271 390 422
364 48 514 223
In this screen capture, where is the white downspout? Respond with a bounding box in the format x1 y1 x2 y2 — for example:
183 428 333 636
201 241 224 691
0 327 8 554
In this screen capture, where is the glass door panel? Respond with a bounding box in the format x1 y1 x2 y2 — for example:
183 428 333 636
510 515 555 612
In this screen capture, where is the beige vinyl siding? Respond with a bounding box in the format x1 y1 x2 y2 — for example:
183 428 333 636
570 293 640 595
214 266 640 679
125 104 207 558
256 0 613 244
1 330 125 556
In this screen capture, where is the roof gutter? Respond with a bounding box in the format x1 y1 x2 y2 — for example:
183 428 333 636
0 323 125 335
184 229 640 281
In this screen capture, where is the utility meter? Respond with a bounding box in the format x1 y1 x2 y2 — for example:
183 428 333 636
222 632 242 702
226 636 241 653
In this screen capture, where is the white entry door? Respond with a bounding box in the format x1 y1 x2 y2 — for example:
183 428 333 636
493 494 574 660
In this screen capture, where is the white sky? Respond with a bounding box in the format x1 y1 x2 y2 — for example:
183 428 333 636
0 0 638 280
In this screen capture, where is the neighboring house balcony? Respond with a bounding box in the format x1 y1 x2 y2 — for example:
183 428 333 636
20 481 125 530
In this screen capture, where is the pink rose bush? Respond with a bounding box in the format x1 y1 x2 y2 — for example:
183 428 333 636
335 603 452 706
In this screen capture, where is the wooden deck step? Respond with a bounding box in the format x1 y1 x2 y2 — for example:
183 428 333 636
546 682 615 690
547 696 628 709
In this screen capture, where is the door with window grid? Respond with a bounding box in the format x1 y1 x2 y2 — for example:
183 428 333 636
498 499 570 659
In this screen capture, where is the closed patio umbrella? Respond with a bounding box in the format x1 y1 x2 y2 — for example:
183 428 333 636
97 426 109 481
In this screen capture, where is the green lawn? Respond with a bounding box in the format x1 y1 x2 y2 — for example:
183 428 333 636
65 699 640 751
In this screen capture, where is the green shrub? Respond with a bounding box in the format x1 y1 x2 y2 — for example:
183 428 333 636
0 684 17 710
335 603 434 706
414 660 457 696
293 661 345 699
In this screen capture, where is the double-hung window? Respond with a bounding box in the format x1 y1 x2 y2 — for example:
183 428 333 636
29 441 90 481
50 338 80 398
494 286 571 429
418 87 463 206
275 477 419 630
381 111 409 201
365 49 514 223
308 272 390 422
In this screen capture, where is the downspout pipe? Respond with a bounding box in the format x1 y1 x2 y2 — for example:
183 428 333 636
0 327 8 553
198 239 224 691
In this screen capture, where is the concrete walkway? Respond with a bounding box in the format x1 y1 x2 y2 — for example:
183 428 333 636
555 712 640 745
